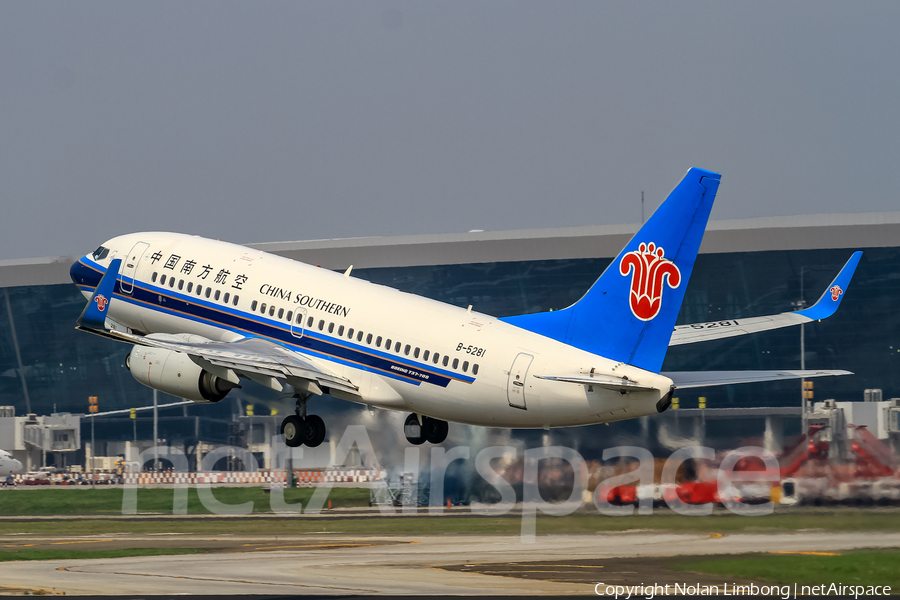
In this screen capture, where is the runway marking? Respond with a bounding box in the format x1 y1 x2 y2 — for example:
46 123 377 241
244 539 418 551
3 544 35 547
707 532 726 539
770 551 840 556
50 539 114 545
458 563 603 569
57 565 381 593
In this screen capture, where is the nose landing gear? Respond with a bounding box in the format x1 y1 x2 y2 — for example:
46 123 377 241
281 394 326 448
404 413 449 445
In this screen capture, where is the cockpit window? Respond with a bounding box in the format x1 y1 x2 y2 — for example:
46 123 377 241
91 246 109 261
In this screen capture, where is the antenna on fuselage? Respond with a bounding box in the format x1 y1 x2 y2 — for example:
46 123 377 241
343 265 353 278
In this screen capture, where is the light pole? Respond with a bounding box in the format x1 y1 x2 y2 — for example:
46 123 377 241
153 389 159 472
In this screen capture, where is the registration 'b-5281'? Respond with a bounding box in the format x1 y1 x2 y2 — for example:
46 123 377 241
70 168 861 447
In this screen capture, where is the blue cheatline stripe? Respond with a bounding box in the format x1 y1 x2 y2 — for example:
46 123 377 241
72 259 475 388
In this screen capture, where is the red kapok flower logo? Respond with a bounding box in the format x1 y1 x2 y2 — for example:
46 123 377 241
619 242 681 321
830 285 843 302
94 294 109 312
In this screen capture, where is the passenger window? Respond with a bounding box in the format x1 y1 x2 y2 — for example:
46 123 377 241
169 277 175 288
307 317 314 328
338 325 344 336
414 348 420 358
178 280 184 290
452 358 459 369
196 285 203 296
395 341 401 353
261 303 267 314
187 282 193 293
233 296 239 306
366 333 373 344
223 292 230 304
328 322 335 333
443 356 449 367
269 306 276 317
277 307 284 319
160 275 167 285
375 336 382 347
214 290 221 301
318 319 324 330
357 331 364 342
348 328 355 338
205 287 211 298
433 353 440 364
151 272 158 283
462 361 468 372
423 350 430 361
286 310 292 322
472 364 479 375
385 339 392 351
297 313 304 324
251 300 258 311
404 344 411 356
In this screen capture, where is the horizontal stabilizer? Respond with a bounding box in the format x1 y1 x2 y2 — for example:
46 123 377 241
664 369 852 389
535 374 658 392
669 251 862 346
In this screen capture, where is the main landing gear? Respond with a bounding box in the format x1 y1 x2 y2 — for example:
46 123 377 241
281 394 326 448
404 413 449 445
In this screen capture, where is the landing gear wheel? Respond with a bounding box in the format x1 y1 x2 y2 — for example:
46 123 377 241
305 414 326 448
281 414 305 447
404 413 426 445
425 418 448 444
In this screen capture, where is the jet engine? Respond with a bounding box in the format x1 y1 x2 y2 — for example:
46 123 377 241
126 346 239 402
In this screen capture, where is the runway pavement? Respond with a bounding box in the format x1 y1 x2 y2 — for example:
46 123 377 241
1 529 899 595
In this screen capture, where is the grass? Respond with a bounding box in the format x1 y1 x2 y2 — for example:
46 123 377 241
2 511 900 537
0 548 207 562
672 550 900 591
0 486 371 515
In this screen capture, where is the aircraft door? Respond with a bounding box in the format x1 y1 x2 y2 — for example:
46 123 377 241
507 353 533 409
290 307 307 339
121 242 149 295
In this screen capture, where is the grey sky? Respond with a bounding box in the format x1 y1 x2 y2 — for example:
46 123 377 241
2 1 898 261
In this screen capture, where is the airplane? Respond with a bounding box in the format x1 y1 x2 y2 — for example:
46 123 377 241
0 449 23 478
69 168 861 448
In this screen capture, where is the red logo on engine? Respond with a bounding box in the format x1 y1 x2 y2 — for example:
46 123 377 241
94 295 109 312
830 285 843 302
619 242 681 321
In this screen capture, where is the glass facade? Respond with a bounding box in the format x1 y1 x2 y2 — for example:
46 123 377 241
1 246 897 424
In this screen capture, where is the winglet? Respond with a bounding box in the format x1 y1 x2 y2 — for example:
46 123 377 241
797 251 862 321
76 258 122 330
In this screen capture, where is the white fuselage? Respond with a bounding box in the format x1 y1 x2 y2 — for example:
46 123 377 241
0 450 22 478
74 233 672 429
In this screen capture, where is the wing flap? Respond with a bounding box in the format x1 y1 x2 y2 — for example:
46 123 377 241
664 369 852 389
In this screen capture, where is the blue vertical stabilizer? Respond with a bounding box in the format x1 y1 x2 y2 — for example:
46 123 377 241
501 168 721 372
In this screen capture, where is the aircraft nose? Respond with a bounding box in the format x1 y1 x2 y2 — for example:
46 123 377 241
12 460 22 473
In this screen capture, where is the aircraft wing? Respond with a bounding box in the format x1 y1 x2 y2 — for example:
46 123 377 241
75 258 358 396
122 332 360 396
663 369 852 389
669 252 861 346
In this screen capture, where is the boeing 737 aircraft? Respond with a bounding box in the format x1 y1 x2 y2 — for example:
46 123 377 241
70 168 861 447
0 450 23 478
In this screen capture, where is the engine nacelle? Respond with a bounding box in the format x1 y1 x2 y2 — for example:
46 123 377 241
126 346 238 402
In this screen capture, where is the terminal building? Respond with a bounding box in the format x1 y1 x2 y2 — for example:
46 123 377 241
1 212 899 471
